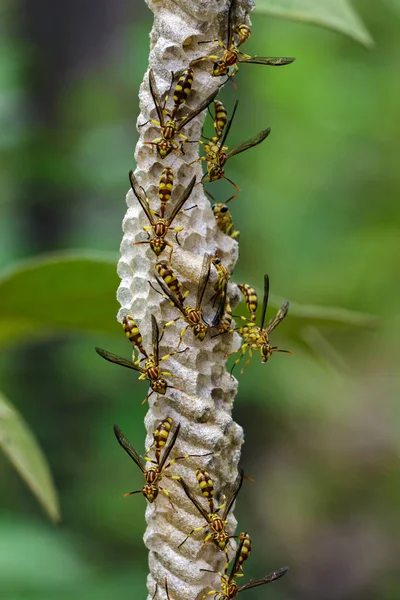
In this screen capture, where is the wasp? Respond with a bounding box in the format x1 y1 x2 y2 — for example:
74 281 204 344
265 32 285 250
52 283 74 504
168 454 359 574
129 170 196 262
200 533 288 599
151 253 220 346
206 190 239 239
178 468 244 553
143 68 218 158
195 101 271 190
227 275 292 374
190 0 295 79
113 420 212 508
237 283 257 323
95 314 186 404
155 261 188 305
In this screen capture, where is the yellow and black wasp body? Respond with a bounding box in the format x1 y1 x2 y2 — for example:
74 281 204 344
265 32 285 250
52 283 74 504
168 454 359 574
196 467 215 512
178 469 244 553
155 261 188 305
200 533 288 599
129 170 196 262
213 100 228 139
147 416 173 464
151 254 218 346
144 69 218 158
196 101 271 190
227 275 292 374
95 315 185 403
113 420 212 508
237 283 258 323
158 167 174 218
190 0 295 79
121 314 148 360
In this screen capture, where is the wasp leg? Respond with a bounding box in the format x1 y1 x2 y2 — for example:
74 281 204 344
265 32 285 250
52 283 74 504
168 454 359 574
178 524 208 548
159 486 175 511
240 346 253 374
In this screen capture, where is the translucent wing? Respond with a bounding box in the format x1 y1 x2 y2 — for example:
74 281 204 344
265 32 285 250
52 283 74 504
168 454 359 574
225 128 271 161
260 274 270 331
219 100 239 150
129 170 154 226
226 0 236 49
238 566 289 591
265 301 289 334
151 314 160 363
159 422 180 469
167 175 196 224
148 68 165 126
239 56 295 66
212 281 228 327
95 347 145 374
228 531 248 582
222 468 244 520
154 274 186 314
113 424 146 473
179 477 210 522
196 254 211 310
176 88 219 131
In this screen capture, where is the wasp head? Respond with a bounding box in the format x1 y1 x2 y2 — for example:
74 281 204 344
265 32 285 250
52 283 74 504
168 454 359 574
193 323 207 341
151 378 168 395
142 484 159 503
150 238 167 256
157 140 173 159
212 60 228 77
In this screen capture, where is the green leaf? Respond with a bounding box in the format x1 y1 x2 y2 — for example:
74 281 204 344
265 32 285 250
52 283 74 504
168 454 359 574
0 392 60 522
0 251 120 349
255 0 374 48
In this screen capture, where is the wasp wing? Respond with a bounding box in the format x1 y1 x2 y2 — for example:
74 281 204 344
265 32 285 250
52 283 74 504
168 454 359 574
129 170 154 226
154 274 186 315
239 56 295 66
176 88 219 131
219 100 239 150
260 274 270 331
113 424 146 473
196 253 211 310
228 531 248 582
212 281 228 327
158 422 180 469
225 128 271 161
167 175 196 225
148 68 165 127
178 477 210 522
237 566 289 591
95 347 145 374
222 468 244 520
151 314 160 363
226 0 236 50
265 300 289 334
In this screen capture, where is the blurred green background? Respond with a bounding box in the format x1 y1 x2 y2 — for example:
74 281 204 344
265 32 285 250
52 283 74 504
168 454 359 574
0 1 399 599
